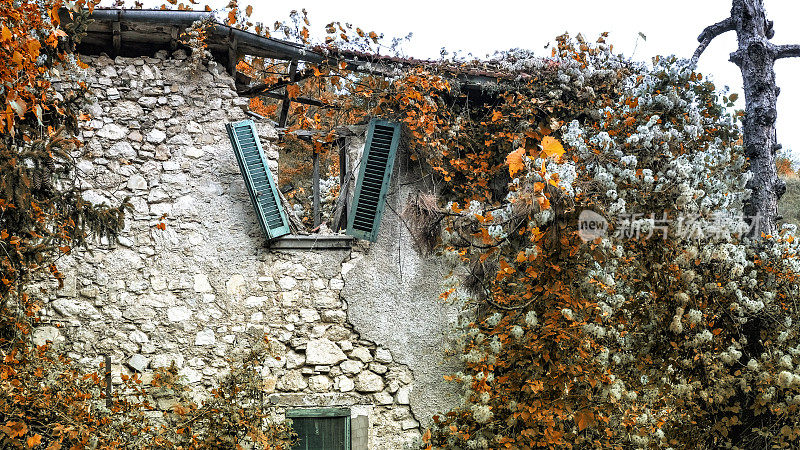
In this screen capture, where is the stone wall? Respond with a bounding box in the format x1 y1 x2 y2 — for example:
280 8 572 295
38 49 461 448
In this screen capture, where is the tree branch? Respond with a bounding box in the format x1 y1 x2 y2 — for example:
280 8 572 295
692 17 736 64
776 44 800 60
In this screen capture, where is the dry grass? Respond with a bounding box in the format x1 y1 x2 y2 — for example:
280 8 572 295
778 175 800 229
401 192 443 254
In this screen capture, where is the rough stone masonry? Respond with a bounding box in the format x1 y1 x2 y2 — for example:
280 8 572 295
37 49 464 449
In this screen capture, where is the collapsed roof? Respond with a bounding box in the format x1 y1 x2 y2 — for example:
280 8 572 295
65 8 521 94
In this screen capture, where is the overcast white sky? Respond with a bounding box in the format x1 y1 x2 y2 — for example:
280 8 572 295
201 0 800 159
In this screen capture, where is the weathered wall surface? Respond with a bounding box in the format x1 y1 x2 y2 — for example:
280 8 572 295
38 49 462 448
342 171 465 428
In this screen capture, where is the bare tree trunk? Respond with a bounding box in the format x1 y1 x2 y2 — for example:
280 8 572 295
693 3 800 440
694 0 800 236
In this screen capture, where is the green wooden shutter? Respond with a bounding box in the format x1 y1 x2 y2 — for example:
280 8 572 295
346 119 401 241
226 120 290 240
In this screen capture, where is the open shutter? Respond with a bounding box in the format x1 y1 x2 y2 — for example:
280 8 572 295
226 120 290 240
346 119 401 241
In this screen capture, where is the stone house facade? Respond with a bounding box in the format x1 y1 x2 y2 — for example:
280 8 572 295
36 13 465 449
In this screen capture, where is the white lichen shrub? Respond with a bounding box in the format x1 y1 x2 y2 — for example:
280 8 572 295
433 34 800 449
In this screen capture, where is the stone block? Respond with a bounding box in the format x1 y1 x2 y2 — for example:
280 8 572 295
375 348 393 363
340 360 363 375
127 354 149 372
193 274 212 293
395 386 411 405
32 326 63 346
355 371 384 393
308 375 331 392
374 391 393 405
276 370 307 391
194 329 215 346
127 174 147 190
351 415 369 450
129 330 149 343
167 306 192 322
150 353 184 369
337 375 355 392
350 347 372 363
97 124 127 140
306 338 347 365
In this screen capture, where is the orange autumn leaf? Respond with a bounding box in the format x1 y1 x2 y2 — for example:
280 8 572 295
27 434 42 447
5 421 27 437
422 429 431 442
9 99 27 117
575 410 596 431
286 84 300 99
245 5 253 16
541 136 565 160
506 148 526 177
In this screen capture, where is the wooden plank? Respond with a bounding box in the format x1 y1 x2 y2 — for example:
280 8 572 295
269 235 353 250
237 68 315 96
246 91 328 107
286 407 351 417
332 137 349 232
112 21 121 54
104 354 112 407
170 25 178 51
227 35 238 75
312 150 321 227
278 59 298 128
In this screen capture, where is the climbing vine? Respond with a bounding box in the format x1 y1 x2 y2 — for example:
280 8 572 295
0 2 296 448
242 19 800 448
5 1 800 448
